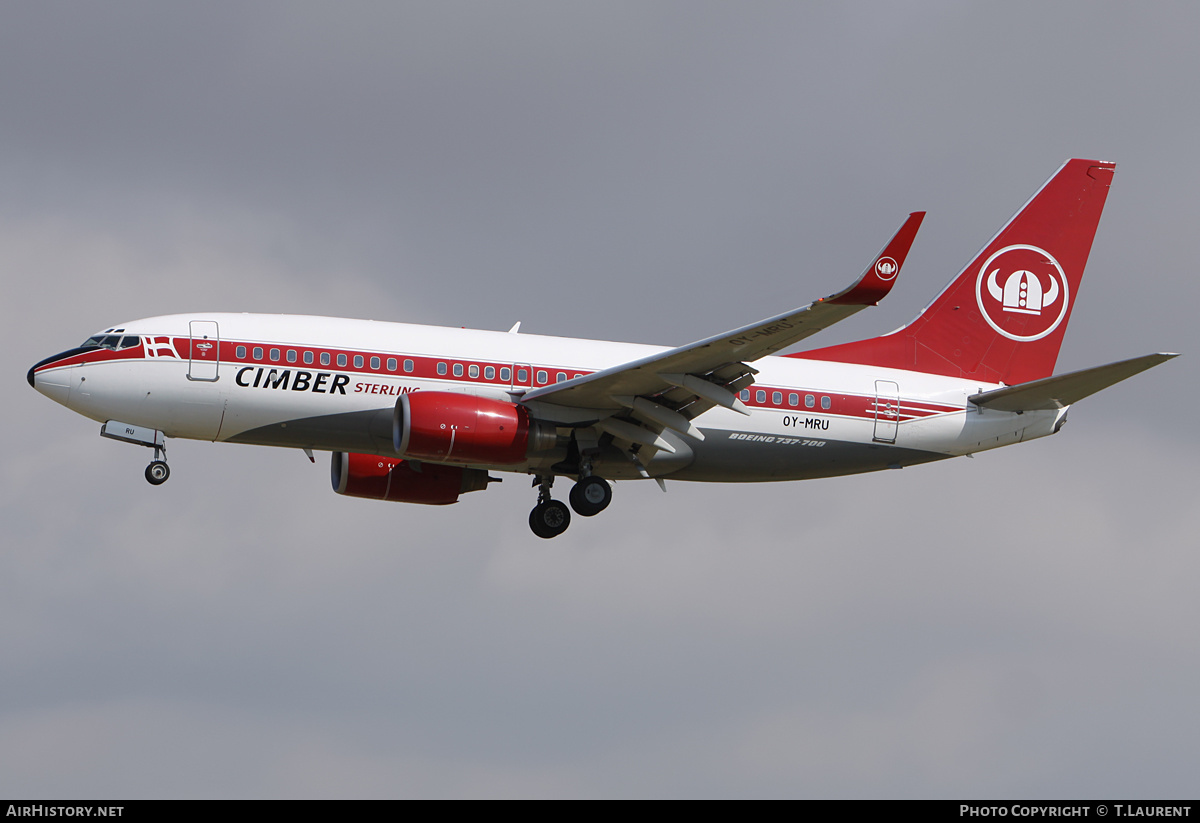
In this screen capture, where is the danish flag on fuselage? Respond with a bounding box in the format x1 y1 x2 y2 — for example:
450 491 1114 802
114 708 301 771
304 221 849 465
28 159 1177 538
144 336 180 358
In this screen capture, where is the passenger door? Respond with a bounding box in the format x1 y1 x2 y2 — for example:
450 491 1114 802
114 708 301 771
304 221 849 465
873 380 899 443
188 320 220 381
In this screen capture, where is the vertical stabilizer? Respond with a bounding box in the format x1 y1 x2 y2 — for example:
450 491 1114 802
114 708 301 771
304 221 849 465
795 159 1115 384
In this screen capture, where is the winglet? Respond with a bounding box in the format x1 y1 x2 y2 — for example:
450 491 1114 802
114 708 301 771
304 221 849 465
827 211 925 306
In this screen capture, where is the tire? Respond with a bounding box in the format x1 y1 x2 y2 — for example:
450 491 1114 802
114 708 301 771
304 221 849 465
569 476 611 517
529 499 571 538
145 461 170 485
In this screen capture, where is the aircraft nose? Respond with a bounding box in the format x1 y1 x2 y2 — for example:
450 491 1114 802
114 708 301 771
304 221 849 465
28 350 80 404
28 356 55 390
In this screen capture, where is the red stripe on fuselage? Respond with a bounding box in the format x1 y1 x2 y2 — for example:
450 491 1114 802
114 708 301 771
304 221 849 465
49 334 967 425
32 343 146 374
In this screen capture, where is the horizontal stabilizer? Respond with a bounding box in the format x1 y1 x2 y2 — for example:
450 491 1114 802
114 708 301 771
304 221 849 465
969 353 1178 411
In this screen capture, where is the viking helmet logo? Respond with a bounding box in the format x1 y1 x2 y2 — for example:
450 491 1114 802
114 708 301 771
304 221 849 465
986 268 1060 315
975 244 1069 342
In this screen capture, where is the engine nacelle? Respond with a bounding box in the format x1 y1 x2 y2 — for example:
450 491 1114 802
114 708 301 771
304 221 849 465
330 452 491 505
393 391 556 465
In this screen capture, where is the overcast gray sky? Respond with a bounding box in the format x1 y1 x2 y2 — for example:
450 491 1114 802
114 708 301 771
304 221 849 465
3 2 1197 798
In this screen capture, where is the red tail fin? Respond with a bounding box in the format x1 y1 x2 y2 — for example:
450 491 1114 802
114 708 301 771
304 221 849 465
795 159 1116 384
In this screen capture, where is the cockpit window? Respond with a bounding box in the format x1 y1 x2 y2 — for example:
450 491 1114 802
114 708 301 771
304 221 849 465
80 334 141 350
81 335 123 349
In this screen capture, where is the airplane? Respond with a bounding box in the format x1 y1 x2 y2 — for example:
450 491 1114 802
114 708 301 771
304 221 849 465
27 159 1177 538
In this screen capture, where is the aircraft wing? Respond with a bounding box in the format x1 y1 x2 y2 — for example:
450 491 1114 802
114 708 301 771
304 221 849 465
520 212 924 437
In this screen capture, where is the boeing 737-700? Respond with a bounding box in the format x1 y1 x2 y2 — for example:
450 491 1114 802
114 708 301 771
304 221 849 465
28 159 1176 537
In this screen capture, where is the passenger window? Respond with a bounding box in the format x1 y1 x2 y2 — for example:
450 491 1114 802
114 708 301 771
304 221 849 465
469 364 479 378
740 389 750 401
484 366 495 380
253 347 263 360
788 393 799 407
287 350 297 363
821 396 831 410
304 351 314 365
437 362 447 376
805 394 815 408
453 363 463 377
556 372 567 383
351 355 362 368
236 346 247 359
270 348 280 362
501 367 512 382
386 358 396 371
517 368 528 383
536 370 548 385
404 359 414 373
337 353 347 367
772 391 782 405
371 356 380 370
756 390 766 403
320 352 330 366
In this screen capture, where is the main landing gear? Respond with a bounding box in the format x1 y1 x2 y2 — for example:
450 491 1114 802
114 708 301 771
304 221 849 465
529 476 570 539
569 475 612 517
528 473 613 538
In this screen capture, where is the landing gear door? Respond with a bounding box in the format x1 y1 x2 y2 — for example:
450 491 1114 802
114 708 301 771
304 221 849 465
873 380 899 444
188 320 220 381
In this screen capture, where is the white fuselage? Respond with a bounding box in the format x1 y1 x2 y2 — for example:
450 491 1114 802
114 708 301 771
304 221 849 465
31 313 1065 483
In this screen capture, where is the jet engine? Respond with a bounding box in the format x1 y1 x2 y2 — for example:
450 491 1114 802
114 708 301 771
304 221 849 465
393 391 556 465
331 451 491 505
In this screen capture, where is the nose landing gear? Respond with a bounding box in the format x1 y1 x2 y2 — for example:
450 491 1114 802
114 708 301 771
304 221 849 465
100 421 172 486
145 460 170 485
143 437 170 485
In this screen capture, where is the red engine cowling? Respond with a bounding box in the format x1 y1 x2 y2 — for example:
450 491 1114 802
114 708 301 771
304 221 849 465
331 452 490 505
393 391 556 465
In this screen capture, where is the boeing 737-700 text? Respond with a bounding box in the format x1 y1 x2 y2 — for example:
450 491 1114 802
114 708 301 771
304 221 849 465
28 159 1176 537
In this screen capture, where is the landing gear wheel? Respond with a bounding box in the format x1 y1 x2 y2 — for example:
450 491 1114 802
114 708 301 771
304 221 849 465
145 460 170 485
569 476 612 517
529 499 571 539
